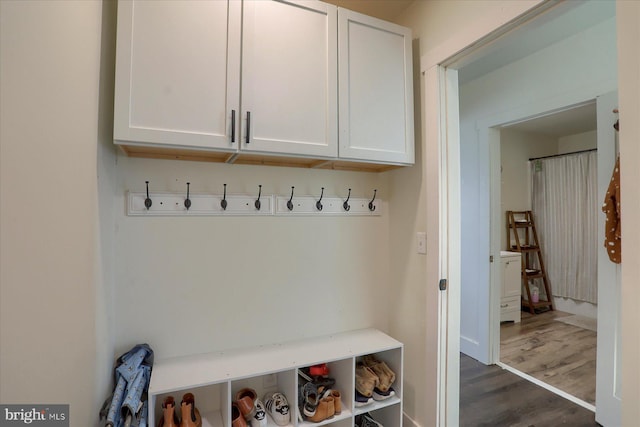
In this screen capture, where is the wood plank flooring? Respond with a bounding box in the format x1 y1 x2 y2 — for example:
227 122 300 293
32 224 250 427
500 310 596 404
460 353 599 426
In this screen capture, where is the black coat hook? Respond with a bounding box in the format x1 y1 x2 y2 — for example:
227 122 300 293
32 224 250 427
368 189 377 212
184 182 191 210
255 185 262 210
287 186 295 211
221 184 227 211
316 187 324 211
343 188 351 212
144 181 152 210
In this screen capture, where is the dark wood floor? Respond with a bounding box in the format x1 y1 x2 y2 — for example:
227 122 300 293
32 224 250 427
500 310 596 404
460 353 599 426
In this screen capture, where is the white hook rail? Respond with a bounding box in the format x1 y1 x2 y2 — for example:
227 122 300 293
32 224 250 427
127 192 381 216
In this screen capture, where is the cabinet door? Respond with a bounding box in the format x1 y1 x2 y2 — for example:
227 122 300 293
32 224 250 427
338 9 414 164
502 256 521 298
241 0 337 157
114 0 241 150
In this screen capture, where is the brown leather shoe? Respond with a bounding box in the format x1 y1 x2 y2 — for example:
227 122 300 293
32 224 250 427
232 402 248 427
234 388 257 420
158 396 179 427
330 390 341 414
306 396 335 423
180 393 202 427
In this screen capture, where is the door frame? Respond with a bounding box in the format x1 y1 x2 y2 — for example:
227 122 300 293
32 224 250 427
478 95 610 366
424 1 617 425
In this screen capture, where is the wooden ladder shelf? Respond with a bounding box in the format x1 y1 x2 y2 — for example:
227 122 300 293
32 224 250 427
506 210 555 314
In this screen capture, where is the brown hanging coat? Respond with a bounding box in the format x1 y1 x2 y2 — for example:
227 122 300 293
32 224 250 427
602 155 621 263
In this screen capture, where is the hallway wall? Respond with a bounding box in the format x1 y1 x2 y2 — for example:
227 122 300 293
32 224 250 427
0 1 117 425
500 128 557 250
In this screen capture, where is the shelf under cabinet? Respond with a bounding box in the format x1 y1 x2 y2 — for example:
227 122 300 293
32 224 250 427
119 143 405 173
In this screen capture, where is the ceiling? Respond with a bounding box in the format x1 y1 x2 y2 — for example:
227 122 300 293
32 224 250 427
322 0 413 21
457 1 616 85
455 1 614 139
503 103 597 138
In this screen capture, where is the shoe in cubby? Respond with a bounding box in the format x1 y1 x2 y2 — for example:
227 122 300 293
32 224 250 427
372 387 395 402
297 359 352 424
359 403 401 427
235 388 258 421
232 370 296 427
152 383 226 427
354 390 373 408
180 393 203 427
355 412 383 427
263 392 291 426
305 395 335 423
355 362 379 398
362 355 395 393
354 349 402 419
232 402 248 427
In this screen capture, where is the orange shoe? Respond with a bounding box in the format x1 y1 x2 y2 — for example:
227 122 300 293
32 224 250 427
330 390 341 414
235 388 257 420
306 396 335 423
180 393 202 427
158 396 179 427
232 402 248 427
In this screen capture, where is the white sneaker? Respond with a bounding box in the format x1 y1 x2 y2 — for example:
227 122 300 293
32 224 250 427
263 392 291 426
372 386 395 401
251 399 267 427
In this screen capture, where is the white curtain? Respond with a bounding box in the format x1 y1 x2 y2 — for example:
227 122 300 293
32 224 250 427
530 151 598 304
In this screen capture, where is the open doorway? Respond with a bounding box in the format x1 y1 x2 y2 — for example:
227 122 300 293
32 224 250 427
497 103 599 407
450 0 621 424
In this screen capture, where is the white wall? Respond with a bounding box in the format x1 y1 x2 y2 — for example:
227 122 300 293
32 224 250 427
500 129 557 250
114 158 390 357
457 15 617 362
617 2 640 424
387 50 430 426
0 1 116 426
95 0 118 416
558 130 597 154
392 1 544 425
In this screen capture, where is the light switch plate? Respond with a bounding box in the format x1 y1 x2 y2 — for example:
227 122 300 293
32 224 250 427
417 232 426 254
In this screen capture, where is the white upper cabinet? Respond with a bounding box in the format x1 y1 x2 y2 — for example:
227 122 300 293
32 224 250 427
114 0 241 150
338 8 414 164
113 1 414 169
241 0 337 157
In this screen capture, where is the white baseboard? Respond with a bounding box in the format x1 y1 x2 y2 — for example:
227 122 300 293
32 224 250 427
553 297 597 319
403 411 421 427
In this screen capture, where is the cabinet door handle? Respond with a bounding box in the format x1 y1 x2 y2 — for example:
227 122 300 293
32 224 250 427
501 303 508 308
246 111 251 144
231 110 236 143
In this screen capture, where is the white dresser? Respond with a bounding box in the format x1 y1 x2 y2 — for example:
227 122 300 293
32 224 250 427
500 251 522 323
